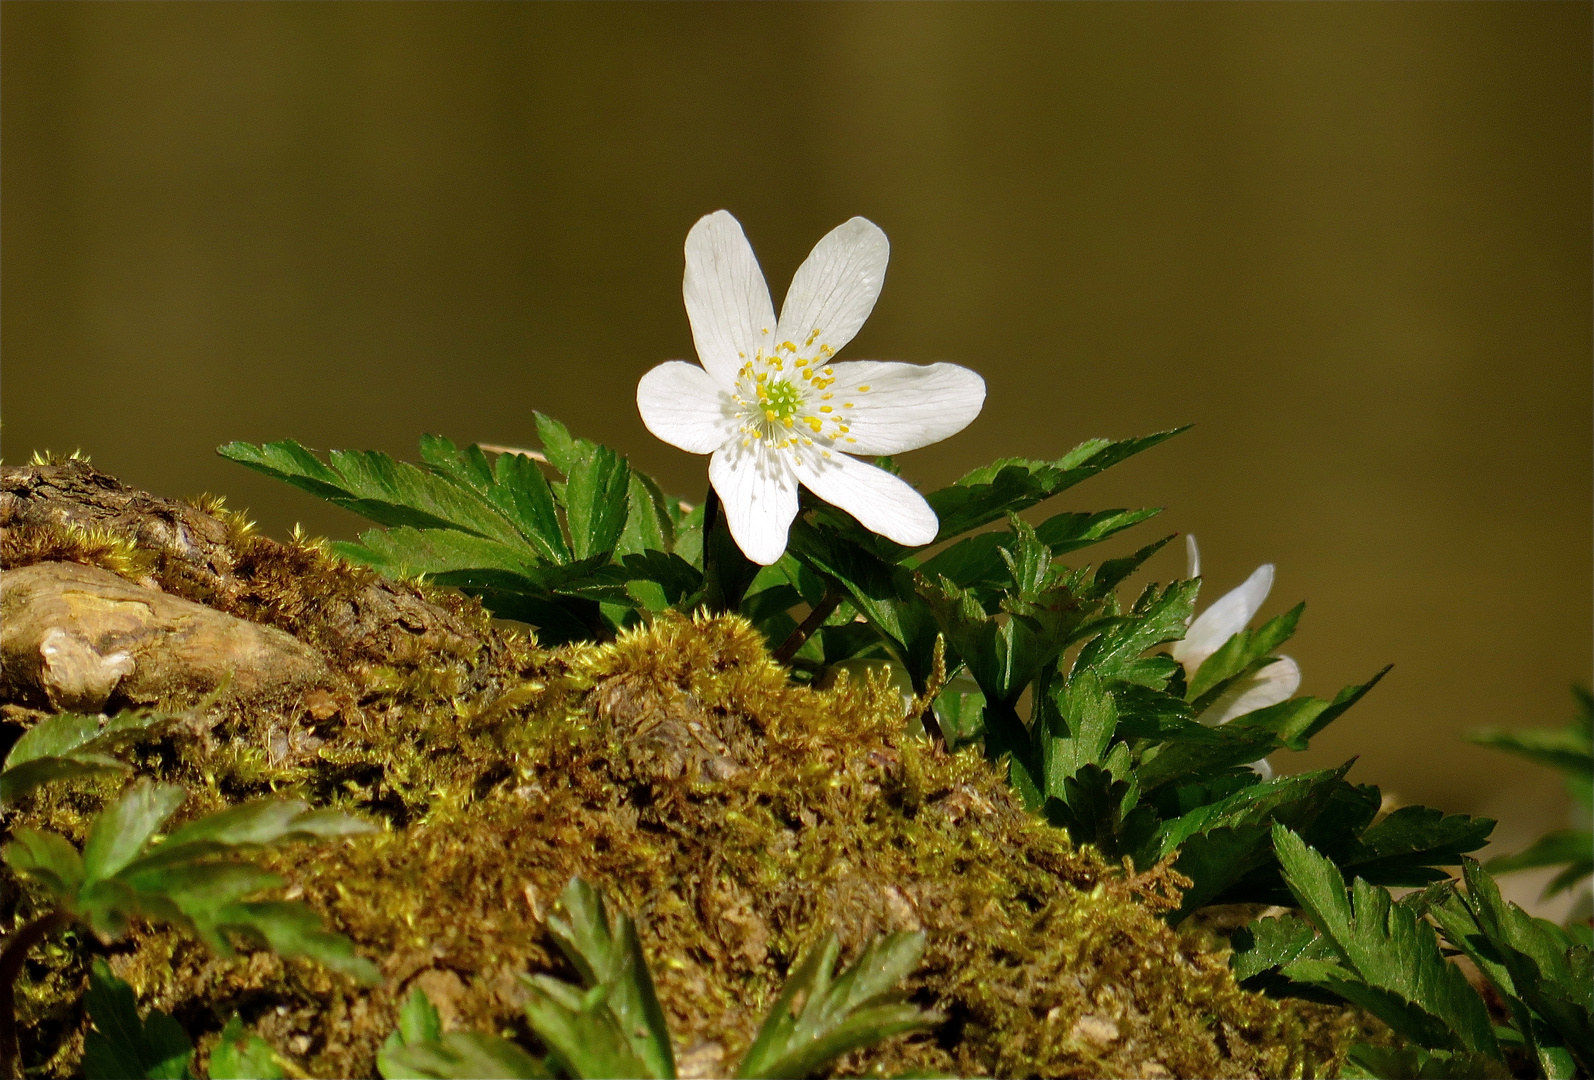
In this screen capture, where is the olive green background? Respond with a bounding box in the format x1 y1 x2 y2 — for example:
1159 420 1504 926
3 3 1589 875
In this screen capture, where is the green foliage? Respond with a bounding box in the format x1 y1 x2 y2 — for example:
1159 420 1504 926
81 959 195 1080
523 878 676 1079
1265 824 1499 1058
735 931 935 1080
3 779 380 983
378 987 549 1080
1 708 168 805
225 417 1485 928
1468 686 1593 900
1233 827 1594 1079
208 1015 285 1080
375 879 933 1080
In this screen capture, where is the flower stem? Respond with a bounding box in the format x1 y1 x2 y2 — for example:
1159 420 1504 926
772 585 844 665
0 908 73 1080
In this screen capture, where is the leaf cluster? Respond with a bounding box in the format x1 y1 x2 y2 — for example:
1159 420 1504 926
1 708 169 805
1467 686 1593 900
3 772 379 982
376 878 935 1080
78 959 284 1080
1231 825 1592 1079
222 419 1490 925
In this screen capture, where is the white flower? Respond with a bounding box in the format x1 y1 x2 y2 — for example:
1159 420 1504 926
636 211 986 565
1173 536 1302 779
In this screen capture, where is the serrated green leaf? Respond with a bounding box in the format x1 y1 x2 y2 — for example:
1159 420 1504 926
1338 805 1495 885
1271 825 1499 1057
219 440 523 546
1226 667 1390 751
82 780 186 885
1073 579 1198 683
923 429 1185 542
81 958 195 1080
2 827 86 903
2 708 170 804
735 932 934 1080
532 413 584 476
617 470 676 558
563 445 632 561
1229 912 1334 983
1460 859 1594 1072
541 878 675 1080
208 1014 285 1080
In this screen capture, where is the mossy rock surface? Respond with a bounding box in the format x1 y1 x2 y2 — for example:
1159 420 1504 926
1 461 1362 1078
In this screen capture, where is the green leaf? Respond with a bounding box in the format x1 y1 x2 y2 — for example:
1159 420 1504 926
160 799 373 851
1460 859 1594 1073
1465 726 1592 778
82 780 186 884
916 507 1162 590
396 986 444 1047
81 958 195 1080
380 1033 550 1080
211 901 382 985
923 429 1185 542
218 440 524 546
617 471 676 558
1 708 169 804
1271 824 1499 1057
1341 1044 1510 1080
208 1015 285 1080
1072 578 1198 683
1226 666 1390 751
540 878 675 1080
735 932 936 1080
2 827 85 904
532 413 584 476
1338 805 1495 885
1229 912 1334 983
563 444 632 561
522 980 654 1080
1485 829 1594 877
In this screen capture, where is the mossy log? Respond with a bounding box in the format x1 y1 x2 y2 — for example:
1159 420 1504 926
0 461 1362 1079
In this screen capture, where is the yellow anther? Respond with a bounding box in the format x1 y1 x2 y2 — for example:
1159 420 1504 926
765 409 778 422
823 451 832 458
780 341 797 352
761 328 769 335
844 402 854 408
783 416 794 428
821 392 833 400
806 328 822 346
858 384 870 391
820 406 832 413
839 425 850 433
845 437 856 443
806 417 822 432
757 372 767 383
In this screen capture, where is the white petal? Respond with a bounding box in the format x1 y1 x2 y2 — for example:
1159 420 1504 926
794 451 939 547
1249 758 1275 781
683 211 777 388
1185 534 1201 582
636 361 740 454
709 441 799 566
1199 655 1302 727
774 217 889 358
1172 563 1275 673
819 361 986 455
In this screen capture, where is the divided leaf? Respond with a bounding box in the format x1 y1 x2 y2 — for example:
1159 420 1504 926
735 932 936 1080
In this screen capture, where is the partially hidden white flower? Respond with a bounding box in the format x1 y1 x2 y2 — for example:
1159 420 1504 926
636 211 986 565
1173 536 1302 780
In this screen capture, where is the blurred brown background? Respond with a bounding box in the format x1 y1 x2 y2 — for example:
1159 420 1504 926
3 3 1589 885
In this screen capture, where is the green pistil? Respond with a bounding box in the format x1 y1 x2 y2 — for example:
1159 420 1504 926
759 379 803 426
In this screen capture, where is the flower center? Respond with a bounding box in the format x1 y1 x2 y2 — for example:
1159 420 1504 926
731 337 858 456
759 378 803 425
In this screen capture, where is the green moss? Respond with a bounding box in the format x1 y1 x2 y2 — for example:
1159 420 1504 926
6 514 1364 1078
